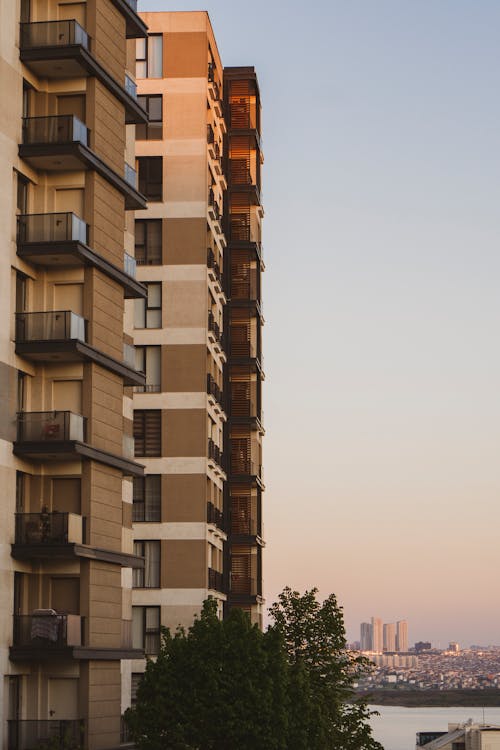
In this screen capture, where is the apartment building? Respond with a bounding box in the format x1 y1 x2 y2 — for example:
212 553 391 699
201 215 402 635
0 0 148 748
129 12 265 686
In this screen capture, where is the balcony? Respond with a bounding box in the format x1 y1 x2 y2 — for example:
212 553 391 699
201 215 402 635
208 567 224 593
13 612 84 650
19 115 146 210
17 212 146 299
207 248 223 292
207 311 222 346
124 251 137 278
19 20 147 124
207 500 225 531
8 719 84 750
15 511 83 546
208 188 221 224
15 311 145 386
125 73 137 98
230 574 258 597
206 373 224 410
207 438 223 473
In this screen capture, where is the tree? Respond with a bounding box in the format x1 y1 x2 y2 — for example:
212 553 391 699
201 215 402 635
125 599 287 750
268 587 383 750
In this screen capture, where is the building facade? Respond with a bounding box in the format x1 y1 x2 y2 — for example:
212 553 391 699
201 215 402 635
371 616 383 654
383 622 396 652
0 0 149 748
360 621 372 651
129 10 265 692
397 619 408 652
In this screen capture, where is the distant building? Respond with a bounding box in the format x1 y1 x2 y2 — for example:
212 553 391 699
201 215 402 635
372 617 383 653
383 622 396 652
361 622 372 651
396 619 408 652
415 641 432 653
416 722 500 749
448 642 460 653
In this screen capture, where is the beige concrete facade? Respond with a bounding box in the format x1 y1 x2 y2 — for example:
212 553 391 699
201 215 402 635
0 0 148 747
128 13 265 699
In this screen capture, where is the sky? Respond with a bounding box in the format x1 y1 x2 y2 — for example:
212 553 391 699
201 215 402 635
138 0 500 648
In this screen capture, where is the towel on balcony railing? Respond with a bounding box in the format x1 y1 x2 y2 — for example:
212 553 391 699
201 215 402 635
30 609 60 641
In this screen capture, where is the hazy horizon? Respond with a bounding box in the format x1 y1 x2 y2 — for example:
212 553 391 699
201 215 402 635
138 0 500 647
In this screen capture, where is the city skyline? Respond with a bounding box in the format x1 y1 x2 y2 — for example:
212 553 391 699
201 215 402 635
140 0 500 647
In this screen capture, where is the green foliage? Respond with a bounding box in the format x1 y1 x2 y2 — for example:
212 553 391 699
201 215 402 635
125 590 382 750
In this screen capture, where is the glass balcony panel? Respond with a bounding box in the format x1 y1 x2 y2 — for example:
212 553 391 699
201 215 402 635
22 115 88 146
124 252 137 278
123 433 135 458
126 0 138 9
13 613 83 647
125 163 137 188
123 342 136 367
8 719 85 750
16 311 86 343
15 512 83 545
20 19 89 50
125 74 137 99
17 213 88 245
17 411 85 443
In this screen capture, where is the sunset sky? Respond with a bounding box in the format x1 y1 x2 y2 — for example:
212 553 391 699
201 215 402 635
139 0 500 647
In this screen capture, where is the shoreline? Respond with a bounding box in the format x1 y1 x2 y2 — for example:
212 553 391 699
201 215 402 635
356 689 500 707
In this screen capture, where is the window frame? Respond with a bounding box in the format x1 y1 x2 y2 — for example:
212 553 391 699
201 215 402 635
136 94 163 140
132 606 161 656
133 409 162 457
133 540 161 588
135 34 163 79
134 282 162 329
135 219 162 266
133 475 161 522
137 156 163 202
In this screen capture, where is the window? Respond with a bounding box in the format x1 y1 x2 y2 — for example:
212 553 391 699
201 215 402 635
16 471 27 514
135 346 161 393
16 272 28 313
133 475 161 522
133 540 160 588
20 0 30 22
131 674 142 706
137 157 162 201
136 34 162 78
16 173 29 214
134 282 162 329
136 95 162 140
132 606 161 655
17 372 27 412
133 410 161 457
135 220 162 265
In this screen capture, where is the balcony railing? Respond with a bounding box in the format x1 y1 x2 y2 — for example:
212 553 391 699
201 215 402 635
22 115 88 147
208 188 220 221
206 373 223 406
207 123 215 144
208 567 224 592
125 73 137 99
125 162 137 188
124 251 137 278
207 249 223 286
134 384 161 393
17 411 85 443
15 311 86 344
13 613 83 648
207 501 224 530
8 720 85 750
125 0 138 9
17 212 88 245
207 311 222 343
230 456 262 477
20 19 89 50
208 438 222 467
15 512 83 546
231 511 257 536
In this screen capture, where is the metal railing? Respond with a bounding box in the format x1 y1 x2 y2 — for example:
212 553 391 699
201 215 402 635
20 19 89 50
208 438 222 467
8 720 85 750
22 115 88 146
15 512 82 545
15 311 86 344
207 123 215 144
230 456 262 477
207 501 224 530
124 252 137 278
125 73 137 99
125 162 137 188
17 212 88 245
207 249 223 285
206 373 223 407
207 311 222 343
208 567 224 592
231 512 257 536
133 384 161 393
230 574 257 596
208 188 220 221
13 613 83 648
17 411 86 443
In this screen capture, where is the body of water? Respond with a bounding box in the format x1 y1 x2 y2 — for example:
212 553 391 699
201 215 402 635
369 705 500 750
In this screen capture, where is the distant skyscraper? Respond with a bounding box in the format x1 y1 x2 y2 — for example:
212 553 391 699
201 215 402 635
396 620 408 652
383 623 396 652
372 617 383 653
360 622 372 651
